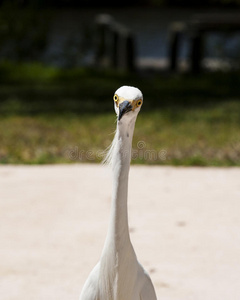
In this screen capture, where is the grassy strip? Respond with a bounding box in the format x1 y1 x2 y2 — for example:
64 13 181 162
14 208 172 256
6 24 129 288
0 62 240 165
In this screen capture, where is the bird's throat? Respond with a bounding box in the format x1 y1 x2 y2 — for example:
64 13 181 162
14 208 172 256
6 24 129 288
103 120 136 258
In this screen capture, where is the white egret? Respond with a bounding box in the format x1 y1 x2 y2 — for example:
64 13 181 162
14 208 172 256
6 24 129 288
80 86 157 300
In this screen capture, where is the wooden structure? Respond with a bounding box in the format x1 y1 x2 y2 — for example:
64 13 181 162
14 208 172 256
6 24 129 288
95 14 136 71
169 14 240 73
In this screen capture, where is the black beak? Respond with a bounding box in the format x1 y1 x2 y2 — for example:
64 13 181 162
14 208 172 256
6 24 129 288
118 101 132 121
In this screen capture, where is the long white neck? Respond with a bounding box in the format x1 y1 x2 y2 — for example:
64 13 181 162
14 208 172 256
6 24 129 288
104 118 136 252
110 122 133 246
101 117 137 264
98 118 137 299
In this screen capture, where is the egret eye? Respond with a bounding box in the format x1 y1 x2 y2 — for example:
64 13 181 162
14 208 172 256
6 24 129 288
113 94 119 103
137 100 142 107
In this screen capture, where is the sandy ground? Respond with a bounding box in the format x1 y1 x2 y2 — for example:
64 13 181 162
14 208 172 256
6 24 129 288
0 164 240 300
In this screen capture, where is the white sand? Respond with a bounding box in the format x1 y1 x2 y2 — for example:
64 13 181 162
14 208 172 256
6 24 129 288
0 164 240 300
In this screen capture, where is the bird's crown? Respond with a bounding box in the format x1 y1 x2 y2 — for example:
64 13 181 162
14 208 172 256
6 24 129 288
114 86 143 101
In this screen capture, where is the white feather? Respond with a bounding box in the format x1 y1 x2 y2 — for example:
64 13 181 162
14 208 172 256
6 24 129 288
102 129 118 167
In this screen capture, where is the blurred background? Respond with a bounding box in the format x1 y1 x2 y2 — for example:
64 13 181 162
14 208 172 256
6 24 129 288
0 0 240 165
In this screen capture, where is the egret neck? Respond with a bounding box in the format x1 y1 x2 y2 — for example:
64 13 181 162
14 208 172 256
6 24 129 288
102 116 137 261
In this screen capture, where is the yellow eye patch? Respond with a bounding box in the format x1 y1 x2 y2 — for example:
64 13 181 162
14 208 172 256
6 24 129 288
113 94 119 102
136 99 142 107
132 99 143 110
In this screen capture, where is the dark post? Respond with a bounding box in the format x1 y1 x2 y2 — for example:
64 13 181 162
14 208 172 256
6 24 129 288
117 28 127 70
190 31 203 73
95 14 113 67
111 27 120 68
168 23 185 72
169 31 180 71
125 32 136 72
115 27 136 72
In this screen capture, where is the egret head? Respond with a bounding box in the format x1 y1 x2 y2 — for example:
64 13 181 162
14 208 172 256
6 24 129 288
113 86 143 122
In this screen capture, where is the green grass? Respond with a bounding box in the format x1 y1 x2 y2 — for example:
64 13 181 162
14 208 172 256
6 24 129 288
0 61 240 166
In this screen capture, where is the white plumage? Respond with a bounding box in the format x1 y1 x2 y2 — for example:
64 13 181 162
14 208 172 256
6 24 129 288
80 86 157 300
